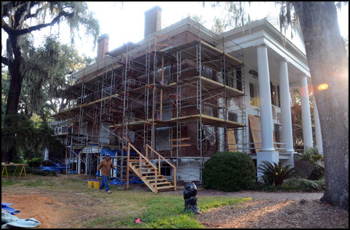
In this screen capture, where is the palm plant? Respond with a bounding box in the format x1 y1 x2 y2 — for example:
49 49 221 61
301 146 324 167
258 161 295 186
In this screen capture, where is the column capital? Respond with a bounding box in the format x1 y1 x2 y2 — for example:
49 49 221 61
256 44 268 49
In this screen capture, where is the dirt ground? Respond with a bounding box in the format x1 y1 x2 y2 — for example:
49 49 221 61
1 174 348 228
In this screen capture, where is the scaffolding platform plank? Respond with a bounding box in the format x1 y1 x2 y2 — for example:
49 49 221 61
110 114 245 129
168 75 244 97
52 93 121 118
170 144 192 147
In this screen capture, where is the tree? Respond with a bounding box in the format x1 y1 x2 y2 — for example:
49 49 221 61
18 35 93 123
1 2 99 162
210 1 348 211
290 2 348 211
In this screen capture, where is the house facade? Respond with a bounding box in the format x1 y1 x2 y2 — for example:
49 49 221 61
51 6 322 183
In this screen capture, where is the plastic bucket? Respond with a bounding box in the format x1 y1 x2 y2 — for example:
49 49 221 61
94 181 100 189
88 180 94 188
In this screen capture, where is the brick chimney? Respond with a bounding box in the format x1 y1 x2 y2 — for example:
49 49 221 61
96 34 109 61
144 6 162 38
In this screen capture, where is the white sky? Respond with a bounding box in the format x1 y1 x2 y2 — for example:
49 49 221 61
74 1 348 59
1 2 349 59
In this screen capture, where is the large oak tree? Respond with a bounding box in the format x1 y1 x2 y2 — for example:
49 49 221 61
291 1 348 212
1 2 99 162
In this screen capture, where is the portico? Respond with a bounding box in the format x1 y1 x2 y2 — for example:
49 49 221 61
221 18 321 179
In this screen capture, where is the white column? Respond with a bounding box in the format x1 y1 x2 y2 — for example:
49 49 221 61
313 95 323 154
300 76 313 150
256 45 279 181
279 60 295 168
257 45 275 152
279 60 294 152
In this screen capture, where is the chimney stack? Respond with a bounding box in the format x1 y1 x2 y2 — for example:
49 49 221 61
144 6 162 38
96 34 109 61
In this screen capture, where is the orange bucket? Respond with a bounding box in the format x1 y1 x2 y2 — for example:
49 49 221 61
94 181 100 189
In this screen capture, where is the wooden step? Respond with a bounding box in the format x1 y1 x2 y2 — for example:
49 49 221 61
141 172 156 175
129 159 145 163
156 185 175 190
148 179 167 183
133 167 156 171
132 164 155 168
144 175 164 179
152 182 171 187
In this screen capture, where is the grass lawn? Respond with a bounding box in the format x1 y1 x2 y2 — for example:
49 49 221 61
1 174 250 228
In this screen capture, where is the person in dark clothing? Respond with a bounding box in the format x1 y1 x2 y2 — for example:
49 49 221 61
96 153 115 193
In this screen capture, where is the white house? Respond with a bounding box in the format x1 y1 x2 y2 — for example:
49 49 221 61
52 6 322 183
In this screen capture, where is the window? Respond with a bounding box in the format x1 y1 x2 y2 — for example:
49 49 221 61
250 82 259 106
162 105 172 121
236 68 242 91
225 71 235 88
271 82 277 106
274 124 281 143
80 122 88 135
228 112 238 144
277 86 281 107
201 66 213 79
203 106 215 145
228 112 237 122
156 127 171 151
250 83 255 98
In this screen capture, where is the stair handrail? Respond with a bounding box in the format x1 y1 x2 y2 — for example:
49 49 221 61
146 144 177 190
127 142 159 192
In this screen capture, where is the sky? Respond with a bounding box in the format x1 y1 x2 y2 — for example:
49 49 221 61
1 2 349 59
72 1 348 59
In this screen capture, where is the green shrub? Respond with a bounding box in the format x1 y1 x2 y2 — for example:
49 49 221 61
28 157 43 168
301 146 324 180
281 178 325 191
315 177 326 190
301 146 323 163
257 161 295 186
202 152 256 192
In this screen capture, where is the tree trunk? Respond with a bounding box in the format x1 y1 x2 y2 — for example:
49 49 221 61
2 35 23 163
292 2 349 211
6 58 22 116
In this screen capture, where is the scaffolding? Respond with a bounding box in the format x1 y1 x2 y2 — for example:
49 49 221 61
52 22 246 182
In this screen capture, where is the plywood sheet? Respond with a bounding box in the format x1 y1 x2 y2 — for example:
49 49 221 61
249 115 262 153
249 115 277 153
227 128 237 151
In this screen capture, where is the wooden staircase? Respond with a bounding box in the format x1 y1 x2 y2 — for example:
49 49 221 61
126 143 176 193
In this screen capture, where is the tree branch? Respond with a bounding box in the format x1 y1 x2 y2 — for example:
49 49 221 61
1 56 9 66
2 11 74 36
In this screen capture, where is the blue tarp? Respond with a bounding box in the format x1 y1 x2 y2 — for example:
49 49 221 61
115 150 137 156
2 203 20 215
110 176 144 185
100 148 117 157
38 163 66 173
100 149 137 157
